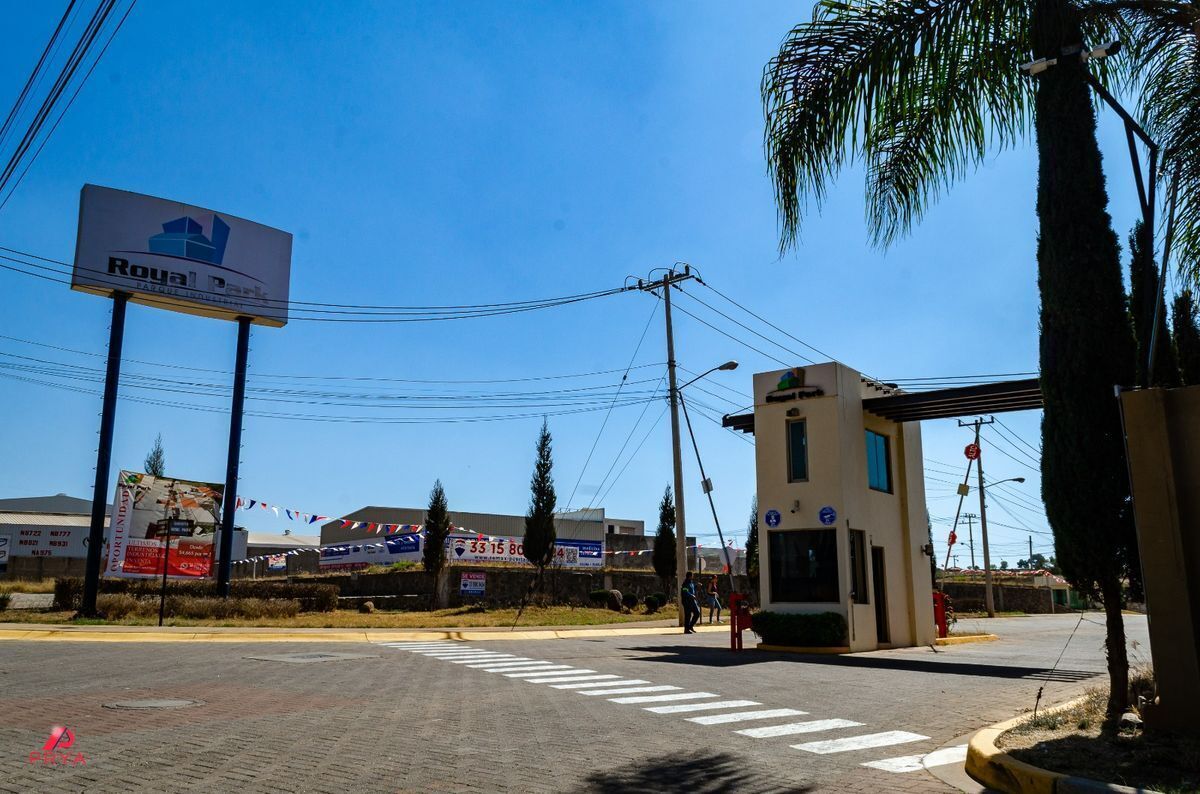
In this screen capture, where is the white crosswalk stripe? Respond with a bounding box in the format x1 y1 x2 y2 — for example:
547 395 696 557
862 745 967 773
578 685 680 696
523 674 621 684
549 679 650 690
736 719 862 739
643 700 761 715
793 731 929 755
448 655 526 663
607 692 717 705
414 651 495 657
501 666 579 677
383 643 457 648
476 663 562 672
465 660 555 670
687 708 807 726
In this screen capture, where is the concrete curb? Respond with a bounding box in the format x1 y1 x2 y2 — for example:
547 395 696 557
965 696 1161 793
936 633 999 646
0 622 727 644
755 643 851 654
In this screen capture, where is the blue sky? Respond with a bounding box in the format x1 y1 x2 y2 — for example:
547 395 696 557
0 1 1154 567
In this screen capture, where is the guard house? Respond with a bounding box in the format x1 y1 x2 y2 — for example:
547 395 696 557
727 363 936 651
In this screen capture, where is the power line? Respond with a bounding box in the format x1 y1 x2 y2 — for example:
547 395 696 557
565 300 659 510
995 416 1043 456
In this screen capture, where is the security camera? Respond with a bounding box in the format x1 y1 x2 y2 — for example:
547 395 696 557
1088 40 1121 60
1019 57 1057 76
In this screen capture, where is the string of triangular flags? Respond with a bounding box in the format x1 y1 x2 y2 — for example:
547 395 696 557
234 496 421 535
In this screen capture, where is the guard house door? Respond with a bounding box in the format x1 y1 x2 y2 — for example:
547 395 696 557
871 547 889 644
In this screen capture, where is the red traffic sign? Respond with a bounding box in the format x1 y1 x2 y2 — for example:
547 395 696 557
948 531 958 546
964 443 981 461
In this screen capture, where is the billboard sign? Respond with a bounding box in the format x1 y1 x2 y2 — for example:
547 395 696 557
106 471 224 579
446 535 602 569
8 523 89 558
72 185 293 327
318 532 421 571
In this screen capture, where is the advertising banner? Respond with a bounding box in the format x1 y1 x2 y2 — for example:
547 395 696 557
105 471 224 579
460 571 486 597
73 185 293 327
266 554 287 572
446 535 602 569
318 532 421 571
0 533 9 574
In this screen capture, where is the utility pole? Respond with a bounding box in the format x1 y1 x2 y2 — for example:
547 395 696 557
1029 535 1034 563
638 266 697 627
959 416 997 617
963 513 978 569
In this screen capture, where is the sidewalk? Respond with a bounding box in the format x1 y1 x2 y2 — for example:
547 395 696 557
0 619 730 643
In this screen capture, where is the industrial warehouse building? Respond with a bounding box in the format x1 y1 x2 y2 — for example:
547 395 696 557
320 506 641 546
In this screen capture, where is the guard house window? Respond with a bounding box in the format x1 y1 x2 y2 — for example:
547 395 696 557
849 529 868 603
865 429 892 493
768 529 838 602
787 420 808 482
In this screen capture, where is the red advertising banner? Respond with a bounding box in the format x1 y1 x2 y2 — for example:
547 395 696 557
105 471 223 579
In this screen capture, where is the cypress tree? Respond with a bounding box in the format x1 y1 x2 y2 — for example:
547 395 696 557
652 485 676 591
1172 290 1200 386
423 480 451 607
1128 220 1180 387
522 420 557 577
745 496 759 590
1032 0 1137 718
144 433 166 477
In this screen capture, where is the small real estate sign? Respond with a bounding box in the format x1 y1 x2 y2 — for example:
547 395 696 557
105 471 224 579
318 532 421 571
446 535 603 569
460 571 486 597
72 184 293 327
0 533 9 574
7 523 89 558
266 554 287 572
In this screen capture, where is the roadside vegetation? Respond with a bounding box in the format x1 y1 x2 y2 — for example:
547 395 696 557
1000 671 1200 793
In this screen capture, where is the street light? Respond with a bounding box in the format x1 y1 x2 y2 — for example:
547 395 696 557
1018 39 1178 386
978 475 1027 617
669 359 738 628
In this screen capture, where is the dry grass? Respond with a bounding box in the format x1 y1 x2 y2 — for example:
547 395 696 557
999 677 1200 794
0 605 669 629
0 579 57 594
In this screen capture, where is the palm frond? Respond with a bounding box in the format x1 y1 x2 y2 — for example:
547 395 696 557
763 0 1034 251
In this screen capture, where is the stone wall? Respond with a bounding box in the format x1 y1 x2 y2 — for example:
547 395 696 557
942 582 1064 614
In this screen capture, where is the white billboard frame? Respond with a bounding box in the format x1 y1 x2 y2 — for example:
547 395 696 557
72 184 293 327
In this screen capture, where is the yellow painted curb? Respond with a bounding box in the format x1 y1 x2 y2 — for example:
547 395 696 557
755 643 851 655
0 622 725 644
935 633 998 646
965 695 1088 794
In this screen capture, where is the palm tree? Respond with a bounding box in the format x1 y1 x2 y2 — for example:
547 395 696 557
763 0 1140 718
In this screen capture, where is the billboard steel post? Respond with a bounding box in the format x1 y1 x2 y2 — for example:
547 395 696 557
217 316 251 597
81 292 129 617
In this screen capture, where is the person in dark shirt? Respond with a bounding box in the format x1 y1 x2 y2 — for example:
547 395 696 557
706 575 722 624
681 571 701 633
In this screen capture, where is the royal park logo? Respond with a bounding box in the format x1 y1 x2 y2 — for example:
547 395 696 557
28 725 86 766
149 215 230 265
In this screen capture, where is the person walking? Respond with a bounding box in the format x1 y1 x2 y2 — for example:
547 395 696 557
706 575 722 624
681 571 701 634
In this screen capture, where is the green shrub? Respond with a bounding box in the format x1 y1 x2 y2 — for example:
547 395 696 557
53 578 338 612
588 589 610 605
0 592 10 611
621 592 640 610
651 591 669 606
605 589 623 612
644 595 660 613
750 611 847 647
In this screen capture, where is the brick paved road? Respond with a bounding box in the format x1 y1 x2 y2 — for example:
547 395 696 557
0 614 1148 793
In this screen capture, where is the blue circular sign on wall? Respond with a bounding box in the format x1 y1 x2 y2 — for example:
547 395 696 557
764 509 781 528
818 506 837 526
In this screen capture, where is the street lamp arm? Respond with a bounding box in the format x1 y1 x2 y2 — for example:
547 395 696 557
679 360 738 391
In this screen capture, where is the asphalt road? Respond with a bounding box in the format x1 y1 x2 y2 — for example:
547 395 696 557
0 613 1149 793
